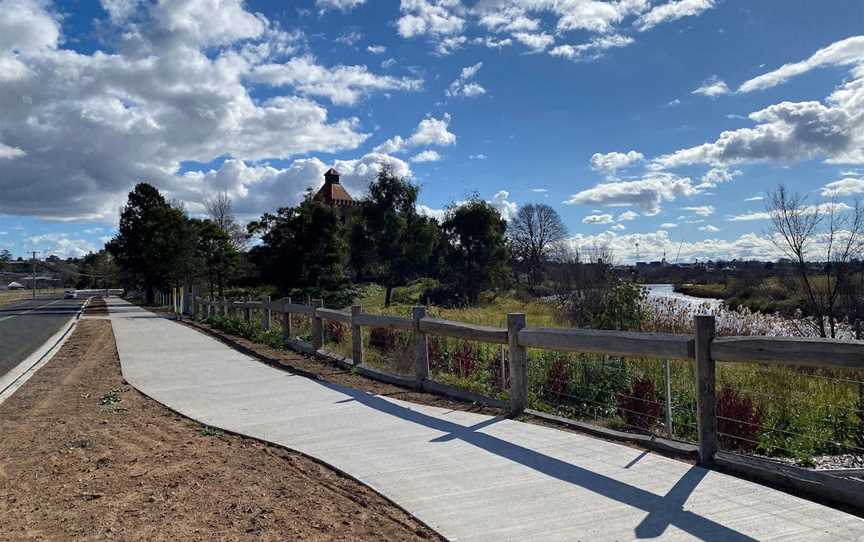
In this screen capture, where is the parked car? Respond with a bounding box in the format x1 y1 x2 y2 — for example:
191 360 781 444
64 289 78 299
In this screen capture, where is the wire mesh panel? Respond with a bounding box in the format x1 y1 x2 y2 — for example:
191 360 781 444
527 350 698 443
715 363 864 467
427 336 510 399
362 327 416 376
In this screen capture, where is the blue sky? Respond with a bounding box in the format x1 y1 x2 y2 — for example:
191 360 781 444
1 0 863 262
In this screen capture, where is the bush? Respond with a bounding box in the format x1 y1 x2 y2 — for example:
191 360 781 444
542 358 571 401
618 377 662 430
368 327 398 350
717 385 762 451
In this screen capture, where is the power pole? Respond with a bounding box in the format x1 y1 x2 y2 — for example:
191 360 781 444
30 251 39 300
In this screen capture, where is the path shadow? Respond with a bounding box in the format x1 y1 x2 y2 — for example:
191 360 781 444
319 382 757 541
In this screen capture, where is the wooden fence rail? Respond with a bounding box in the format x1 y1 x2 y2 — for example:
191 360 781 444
187 293 864 468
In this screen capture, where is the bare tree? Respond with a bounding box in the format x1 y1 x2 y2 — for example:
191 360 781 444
204 192 247 250
507 203 568 290
767 185 864 337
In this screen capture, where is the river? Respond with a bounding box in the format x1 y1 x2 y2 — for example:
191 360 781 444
644 284 723 308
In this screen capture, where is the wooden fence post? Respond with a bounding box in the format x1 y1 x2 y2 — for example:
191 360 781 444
507 313 528 416
413 306 428 385
351 305 363 365
282 297 293 345
244 296 251 323
312 298 324 350
695 314 717 466
222 296 227 318
262 296 271 331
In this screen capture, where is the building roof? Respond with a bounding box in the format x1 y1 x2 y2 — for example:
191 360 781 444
315 168 354 205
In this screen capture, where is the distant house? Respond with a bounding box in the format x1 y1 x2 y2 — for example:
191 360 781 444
314 169 358 221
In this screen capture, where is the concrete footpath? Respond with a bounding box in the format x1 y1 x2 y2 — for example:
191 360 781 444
109 299 864 541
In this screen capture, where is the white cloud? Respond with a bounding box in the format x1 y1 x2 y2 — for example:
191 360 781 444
726 202 851 222
821 177 864 197
634 0 716 32
470 153 487 160
490 190 518 220
373 114 457 155
549 34 633 61
512 31 554 53
739 35 864 93
531 188 547 193
410 149 442 162
27 233 97 259
583 213 614 224
590 150 644 172
564 173 696 215
0 143 26 160
0 0 60 52
397 0 466 38
681 205 715 216
435 35 468 55
567 229 783 263
698 167 741 188
699 224 720 233
251 55 423 105
316 0 365 11
367 44 386 54
617 210 639 221
446 62 486 98
692 76 729 98
335 31 363 46
744 196 764 202
659 222 678 228
0 0 379 220
655 37 864 169
417 204 447 221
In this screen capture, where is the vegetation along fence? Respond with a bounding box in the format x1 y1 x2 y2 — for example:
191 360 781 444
181 291 864 510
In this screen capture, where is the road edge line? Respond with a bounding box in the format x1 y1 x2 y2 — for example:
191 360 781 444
0 298 91 406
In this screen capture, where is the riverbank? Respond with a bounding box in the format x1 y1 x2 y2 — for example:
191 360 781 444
674 281 802 315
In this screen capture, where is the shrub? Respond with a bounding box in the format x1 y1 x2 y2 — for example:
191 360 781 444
542 358 571 400
618 377 662 430
325 321 346 344
368 327 397 350
717 385 762 451
451 340 477 378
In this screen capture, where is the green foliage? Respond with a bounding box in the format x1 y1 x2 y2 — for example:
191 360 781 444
352 168 438 306
192 218 239 297
437 197 509 306
248 193 349 293
106 183 197 303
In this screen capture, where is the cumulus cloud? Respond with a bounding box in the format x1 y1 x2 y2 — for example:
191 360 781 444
367 44 386 54
583 213 614 224
549 34 633 61
397 0 466 39
410 149 442 162
654 37 864 169
373 114 456 156
739 35 864 93
699 224 720 233
634 0 716 32
564 173 696 215
512 31 554 52
821 178 864 197
0 0 440 220
566 229 783 264
417 204 447 221
26 233 97 258
490 190 518 220
698 167 741 188
617 210 639 221
692 76 729 98
726 202 850 222
681 205 715 216
446 62 486 97
251 55 423 105
590 150 644 172
316 0 365 12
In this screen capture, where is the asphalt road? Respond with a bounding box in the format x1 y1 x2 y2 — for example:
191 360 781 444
0 293 88 379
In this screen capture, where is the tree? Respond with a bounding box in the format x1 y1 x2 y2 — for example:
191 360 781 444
355 169 439 306
106 183 198 304
205 191 247 250
192 219 239 297
507 203 568 290
247 193 348 294
438 197 509 305
0 249 11 272
767 185 864 337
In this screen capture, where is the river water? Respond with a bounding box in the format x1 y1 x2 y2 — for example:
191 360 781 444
644 284 723 308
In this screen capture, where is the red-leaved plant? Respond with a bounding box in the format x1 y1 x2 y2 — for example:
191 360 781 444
717 385 762 451
618 377 662 430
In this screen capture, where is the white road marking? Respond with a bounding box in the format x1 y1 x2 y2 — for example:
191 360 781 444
0 298 66 324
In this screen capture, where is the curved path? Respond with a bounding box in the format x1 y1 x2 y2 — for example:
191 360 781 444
108 299 864 541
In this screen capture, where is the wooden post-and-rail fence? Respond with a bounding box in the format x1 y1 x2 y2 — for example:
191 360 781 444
188 294 864 468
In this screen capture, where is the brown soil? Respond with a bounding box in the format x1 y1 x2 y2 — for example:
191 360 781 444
0 320 442 541
84 296 108 316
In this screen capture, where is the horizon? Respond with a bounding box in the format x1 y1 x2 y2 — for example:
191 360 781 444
1 0 863 263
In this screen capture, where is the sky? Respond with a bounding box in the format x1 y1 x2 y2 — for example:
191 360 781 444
1 0 863 262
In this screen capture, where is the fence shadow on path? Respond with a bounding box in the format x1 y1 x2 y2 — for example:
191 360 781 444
319 380 757 541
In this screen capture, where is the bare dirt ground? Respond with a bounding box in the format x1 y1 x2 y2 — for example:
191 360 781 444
0 319 442 541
